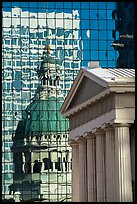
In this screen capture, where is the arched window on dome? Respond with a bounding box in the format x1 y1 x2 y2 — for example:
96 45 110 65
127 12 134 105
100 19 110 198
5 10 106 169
43 158 53 170
43 75 46 85
33 160 42 173
24 159 31 174
55 157 61 171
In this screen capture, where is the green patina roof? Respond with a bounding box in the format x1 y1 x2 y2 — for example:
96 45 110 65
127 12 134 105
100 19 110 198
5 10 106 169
15 96 69 138
14 49 68 139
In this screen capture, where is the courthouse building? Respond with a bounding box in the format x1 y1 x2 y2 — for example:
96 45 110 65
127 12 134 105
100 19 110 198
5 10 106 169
61 62 135 202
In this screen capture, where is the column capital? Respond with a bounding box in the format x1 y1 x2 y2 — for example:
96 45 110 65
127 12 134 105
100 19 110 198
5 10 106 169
75 136 86 143
113 123 130 128
103 125 114 132
93 128 105 136
68 139 78 146
83 132 96 140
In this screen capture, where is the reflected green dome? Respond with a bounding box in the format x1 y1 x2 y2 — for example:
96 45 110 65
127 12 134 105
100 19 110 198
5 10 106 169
14 46 69 139
15 96 69 138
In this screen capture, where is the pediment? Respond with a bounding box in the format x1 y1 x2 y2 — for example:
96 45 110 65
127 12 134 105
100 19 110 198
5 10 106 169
61 68 109 116
61 67 135 118
68 76 105 109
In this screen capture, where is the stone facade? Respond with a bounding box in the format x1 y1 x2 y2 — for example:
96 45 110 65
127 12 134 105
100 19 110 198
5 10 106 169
61 66 135 202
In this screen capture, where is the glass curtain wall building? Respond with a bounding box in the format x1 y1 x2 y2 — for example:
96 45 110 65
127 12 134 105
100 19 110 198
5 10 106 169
112 2 135 68
2 2 134 202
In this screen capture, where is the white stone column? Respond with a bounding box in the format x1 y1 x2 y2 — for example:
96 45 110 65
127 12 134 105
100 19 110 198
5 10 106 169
104 126 115 202
31 151 33 173
22 152 25 173
69 140 79 202
51 151 57 171
94 129 106 202
77 137 88 202
114 123 133 202
84 133 96 202
41 161 45 172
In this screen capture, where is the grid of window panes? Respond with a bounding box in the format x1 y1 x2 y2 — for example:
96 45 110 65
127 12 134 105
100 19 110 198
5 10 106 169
2 1 125 202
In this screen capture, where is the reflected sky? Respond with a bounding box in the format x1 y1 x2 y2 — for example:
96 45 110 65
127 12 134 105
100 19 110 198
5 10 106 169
2 1 117 68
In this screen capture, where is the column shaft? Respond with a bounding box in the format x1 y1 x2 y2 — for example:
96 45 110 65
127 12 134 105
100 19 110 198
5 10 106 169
95 130 106 202
86 135 96 202
71 143 79 202
114 124 133 202
105 127 115 201
78 139 88 202
31 151 33 173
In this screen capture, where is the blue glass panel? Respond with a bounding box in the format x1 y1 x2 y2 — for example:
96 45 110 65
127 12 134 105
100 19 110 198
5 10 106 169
91 30 99 40
15 71 21 79
16 61 21 66
83 40 90 49
71 62 79 68
28 7 37 12
20 2 28 7
28 2 38 7
99 41 107 50
115 31 119 40
91 51 99 60
4 173 13 181
107 41 115 50
64 2 72 8
99 30 107 40
108 60 116 67
55 2 64 9
90 2 98 9
12 2 20 7
108 51 116 60
13 80 22 90
116 51 119 59
107 20 115 29
90 20 98 29
107 30 113 40
91 40 99 50
37 2 45 8
81 10 90 19
2 2 11 7
72 2 81 9
83 51 90 60
99 10 107 19
107 2 116 9
99 20 107 29
100 60 107 67
63 8 72 14
107 9 113 19
99 50 107 60
99 2 107 9
82 29 89 39
81 2 89 9
90 10 98 20
81 20 90 29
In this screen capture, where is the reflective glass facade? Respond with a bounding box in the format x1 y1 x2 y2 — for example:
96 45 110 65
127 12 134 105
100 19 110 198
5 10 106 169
2 2 134 202
112 2 135 68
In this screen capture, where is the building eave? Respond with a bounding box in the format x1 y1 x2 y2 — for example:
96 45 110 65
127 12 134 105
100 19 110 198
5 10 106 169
61 67 135 118
62 81 135 118
62 87 110 118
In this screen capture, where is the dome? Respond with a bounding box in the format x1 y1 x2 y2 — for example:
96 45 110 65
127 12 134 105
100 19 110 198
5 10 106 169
14 45 68 140
15 96 69 139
